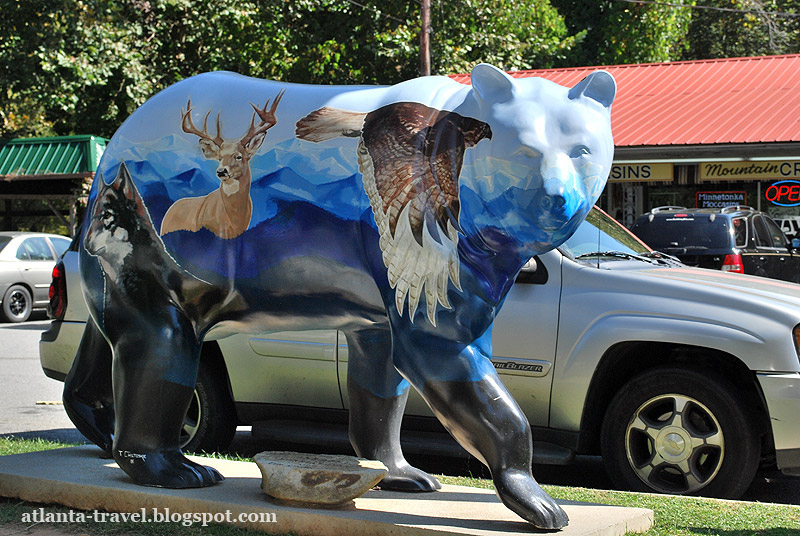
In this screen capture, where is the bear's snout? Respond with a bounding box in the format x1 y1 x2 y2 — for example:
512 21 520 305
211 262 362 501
539 172 580 230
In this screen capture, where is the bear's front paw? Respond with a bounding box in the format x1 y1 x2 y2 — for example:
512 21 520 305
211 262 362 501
114 448 224 488
377 462 441 492
494 469 568 530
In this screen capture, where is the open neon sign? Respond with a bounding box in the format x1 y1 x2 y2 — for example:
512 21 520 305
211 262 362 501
766 180 800 206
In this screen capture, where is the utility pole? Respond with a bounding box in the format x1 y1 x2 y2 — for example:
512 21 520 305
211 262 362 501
420 0 431 76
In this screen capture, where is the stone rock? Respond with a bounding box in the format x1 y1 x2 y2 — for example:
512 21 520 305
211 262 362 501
253 451 388 507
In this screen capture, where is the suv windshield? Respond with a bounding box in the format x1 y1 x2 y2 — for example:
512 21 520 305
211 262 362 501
631 213 732 250
561 208 651 258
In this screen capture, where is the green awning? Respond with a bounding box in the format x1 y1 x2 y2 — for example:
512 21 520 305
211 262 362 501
0 135 108 178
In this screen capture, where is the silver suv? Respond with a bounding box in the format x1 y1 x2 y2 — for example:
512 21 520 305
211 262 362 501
40 207 800 499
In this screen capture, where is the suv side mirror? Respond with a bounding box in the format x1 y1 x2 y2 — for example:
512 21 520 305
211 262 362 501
516 256 549 285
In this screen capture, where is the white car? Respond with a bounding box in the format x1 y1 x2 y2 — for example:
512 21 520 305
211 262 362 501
0 232 71 322
40 208 800 499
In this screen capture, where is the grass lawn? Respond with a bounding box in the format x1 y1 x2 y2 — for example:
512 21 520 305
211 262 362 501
1 436 799 535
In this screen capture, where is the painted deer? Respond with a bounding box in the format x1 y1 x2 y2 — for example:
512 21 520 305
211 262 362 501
160 90 285 239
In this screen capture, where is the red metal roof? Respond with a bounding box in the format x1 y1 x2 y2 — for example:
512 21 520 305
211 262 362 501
449 55 800 148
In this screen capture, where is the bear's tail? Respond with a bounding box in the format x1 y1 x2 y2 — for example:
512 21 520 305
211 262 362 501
295 107 366 142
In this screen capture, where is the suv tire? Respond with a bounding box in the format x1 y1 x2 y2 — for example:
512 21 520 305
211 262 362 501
600 366 760 499
179 358 237 453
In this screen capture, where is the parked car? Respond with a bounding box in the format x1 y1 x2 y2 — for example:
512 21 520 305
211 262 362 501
0 232 71 322
774 215 800 240
40 207 800 499
631 205 800 282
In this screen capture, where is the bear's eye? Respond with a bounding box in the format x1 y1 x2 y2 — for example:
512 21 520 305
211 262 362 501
570 145 591 159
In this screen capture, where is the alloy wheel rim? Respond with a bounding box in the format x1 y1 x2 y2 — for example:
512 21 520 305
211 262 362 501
625 393 724 494
9 290 28 318
180 389 202 449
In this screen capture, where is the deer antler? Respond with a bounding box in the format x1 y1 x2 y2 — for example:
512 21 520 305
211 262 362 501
181 99 224 147
241 90 285 146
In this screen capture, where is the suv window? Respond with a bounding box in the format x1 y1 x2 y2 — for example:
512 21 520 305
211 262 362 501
631 214 732 250
754 215 789 249
16 237 55 261
753 216 770 247
732 217 747 247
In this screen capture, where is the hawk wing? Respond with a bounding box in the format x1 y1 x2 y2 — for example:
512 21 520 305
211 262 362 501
358 102 491 325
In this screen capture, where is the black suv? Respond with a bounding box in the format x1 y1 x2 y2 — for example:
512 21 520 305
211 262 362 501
631 206 800 283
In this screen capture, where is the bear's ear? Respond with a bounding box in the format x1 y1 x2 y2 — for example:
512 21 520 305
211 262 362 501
471 63 515 103
568 71 616 110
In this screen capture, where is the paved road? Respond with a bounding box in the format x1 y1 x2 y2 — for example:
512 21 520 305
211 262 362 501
1 317 799 504
0 316 85 443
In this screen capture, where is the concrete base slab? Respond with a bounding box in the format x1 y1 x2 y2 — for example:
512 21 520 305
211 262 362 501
0 446 652 535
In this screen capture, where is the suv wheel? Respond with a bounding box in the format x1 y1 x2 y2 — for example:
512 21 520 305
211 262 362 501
2 285 32 322
600 366 760 499
179 358 237 454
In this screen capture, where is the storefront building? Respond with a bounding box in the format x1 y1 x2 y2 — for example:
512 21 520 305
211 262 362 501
0 135 108 236
451 54 800 231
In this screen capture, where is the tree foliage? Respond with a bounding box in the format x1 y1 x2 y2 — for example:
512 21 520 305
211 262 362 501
430 0 577 72
2 0 800 140
1 1 151 137
552 0 694 65
682 0 800 60
1 0 577 138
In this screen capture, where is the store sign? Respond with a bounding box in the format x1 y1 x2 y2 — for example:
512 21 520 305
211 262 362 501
696 191 747 208
699 160 800 181
765 180 800 206
609 163 673 183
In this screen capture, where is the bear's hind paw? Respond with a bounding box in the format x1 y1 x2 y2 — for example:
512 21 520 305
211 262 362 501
114 448 224 488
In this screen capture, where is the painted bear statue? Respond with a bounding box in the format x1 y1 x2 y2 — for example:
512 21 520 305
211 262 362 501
64 64 615 530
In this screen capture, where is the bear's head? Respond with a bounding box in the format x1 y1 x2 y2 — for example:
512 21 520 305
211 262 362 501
459 64 616 258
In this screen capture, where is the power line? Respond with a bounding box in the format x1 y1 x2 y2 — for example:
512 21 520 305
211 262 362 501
614 0 800 18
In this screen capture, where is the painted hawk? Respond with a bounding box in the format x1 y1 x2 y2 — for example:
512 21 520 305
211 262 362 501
296 102 492 325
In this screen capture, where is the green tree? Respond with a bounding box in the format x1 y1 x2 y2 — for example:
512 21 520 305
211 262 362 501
0 0 282 138
552 0 694 65
260 0 576 83
0 0 152 138
117 1 287 85
431 0 577 72
1 0 576 138
682 0 800 60
263 0 419 84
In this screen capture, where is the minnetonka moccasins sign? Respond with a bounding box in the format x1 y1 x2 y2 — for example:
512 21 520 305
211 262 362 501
699 160 800 181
